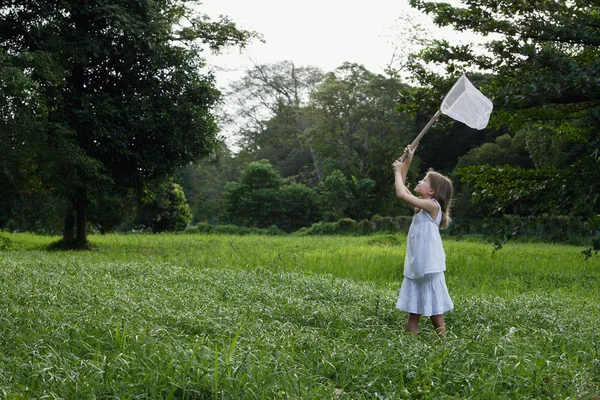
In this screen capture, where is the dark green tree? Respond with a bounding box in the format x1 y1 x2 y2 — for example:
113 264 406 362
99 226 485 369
307 63 417 216
221 160 319 232
396 73 505 174
455 132 533 170
0 1 253 247
276 184 320 232
0 49 51 230
135 181 192 233
315 170 377 222
176 141 242 224
316 170 352 222
406 0 600 225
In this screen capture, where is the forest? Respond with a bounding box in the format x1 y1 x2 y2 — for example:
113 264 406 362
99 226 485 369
1 0 599 251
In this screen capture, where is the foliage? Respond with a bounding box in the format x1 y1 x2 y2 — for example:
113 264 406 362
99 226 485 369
225 61 325 183
227 61 420 217
176 142 241 224
315 170 352 222
222 160 282 228
314 170 378 223
405 0 600 224
222 160 320 232
396 73 506 173
448 215 597 246
454 165 565 217
307 64 415 184
0 1 254 247
135 182 192 233
88 192 137 234
185 222 284 236
294 215 414 236
0 192 64 235
455 132 533 170
276 184 321 233
0 233 11 250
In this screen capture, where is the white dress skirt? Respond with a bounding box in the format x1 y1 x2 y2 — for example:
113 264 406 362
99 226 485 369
396 271 453 316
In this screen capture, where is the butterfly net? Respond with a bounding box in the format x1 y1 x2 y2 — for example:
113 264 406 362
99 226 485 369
440 75 493 130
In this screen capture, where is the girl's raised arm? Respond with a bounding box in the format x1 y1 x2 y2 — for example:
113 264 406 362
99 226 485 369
399 144 417 183
393 147 438 218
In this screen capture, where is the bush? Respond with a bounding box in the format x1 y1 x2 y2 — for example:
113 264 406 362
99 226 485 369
447 215 597 245
185 223 284 236
365 234 403 246
356 219 375 235
222 161 319 232
0 233 11 250
294 222 339 236
295 215 412 236
372 215 399 232
276 184 320 232
336 218 357 233
135 182 192 233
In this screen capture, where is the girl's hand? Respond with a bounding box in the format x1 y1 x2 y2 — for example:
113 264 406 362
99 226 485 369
393 143 418 171
404 143 418 159
392 158 404 172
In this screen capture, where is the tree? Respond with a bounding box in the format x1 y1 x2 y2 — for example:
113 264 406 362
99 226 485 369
0 1 253 247
276 184 320 232
406 0 600 224
315 170 378 222
176 141 241 224
222 160 284 228
455 132 533 170
316 170 352 222
224 61 325 183
135 181 192 233
221 160 319 232
396 72 506 174
0 49 51 230
307 63 417 216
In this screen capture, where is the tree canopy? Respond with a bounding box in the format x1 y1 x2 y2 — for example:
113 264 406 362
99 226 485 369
406 0 600 226
0 0 253 247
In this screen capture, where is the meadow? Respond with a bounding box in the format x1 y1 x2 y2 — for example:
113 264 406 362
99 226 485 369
0 232 598 399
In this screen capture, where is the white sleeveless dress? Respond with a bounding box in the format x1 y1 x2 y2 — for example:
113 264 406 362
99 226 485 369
396 200 453 316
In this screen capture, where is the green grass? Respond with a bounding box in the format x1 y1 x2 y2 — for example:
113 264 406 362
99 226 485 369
0 233 599 399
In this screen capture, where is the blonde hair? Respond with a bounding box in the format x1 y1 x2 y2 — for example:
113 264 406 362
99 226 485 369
426 169 453 229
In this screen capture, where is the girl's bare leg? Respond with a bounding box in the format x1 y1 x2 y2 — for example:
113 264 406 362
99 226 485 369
406 313 421 334
430 314 446 336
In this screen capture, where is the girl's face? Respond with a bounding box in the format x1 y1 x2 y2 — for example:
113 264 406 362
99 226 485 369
415 174 434 198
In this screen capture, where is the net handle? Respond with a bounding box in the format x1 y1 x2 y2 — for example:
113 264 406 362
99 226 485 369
400 109 443 162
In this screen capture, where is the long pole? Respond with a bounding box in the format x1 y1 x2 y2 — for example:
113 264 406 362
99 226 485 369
400 109 443 162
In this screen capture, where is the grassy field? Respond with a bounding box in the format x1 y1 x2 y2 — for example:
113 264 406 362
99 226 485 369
0 233 598 399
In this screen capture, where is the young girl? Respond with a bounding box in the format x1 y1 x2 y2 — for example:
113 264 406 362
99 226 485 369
392 144 454 336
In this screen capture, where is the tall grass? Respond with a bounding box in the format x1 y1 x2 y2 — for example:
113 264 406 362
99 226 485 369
0 233 598 398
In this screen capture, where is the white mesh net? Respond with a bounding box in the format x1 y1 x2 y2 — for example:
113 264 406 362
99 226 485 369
440 74 493 130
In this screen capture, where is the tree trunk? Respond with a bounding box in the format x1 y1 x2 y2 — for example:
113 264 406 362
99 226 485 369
62 191 88 249
62 200 76 247
309 146 321 181
75 190 88 248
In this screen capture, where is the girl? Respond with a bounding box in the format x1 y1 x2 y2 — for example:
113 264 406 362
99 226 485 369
392 144 454 336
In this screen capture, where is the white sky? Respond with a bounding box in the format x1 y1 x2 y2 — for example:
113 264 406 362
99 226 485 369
196 0 482 148
198 0 470 90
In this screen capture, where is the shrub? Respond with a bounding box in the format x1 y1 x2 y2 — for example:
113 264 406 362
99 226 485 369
336 218 357 233
294 222 339 236
136 182 192 233
356 219 375 235
222 161 319 232
447 215 597 245
185 223 284 236
0 233 11 250
371 215 399 232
